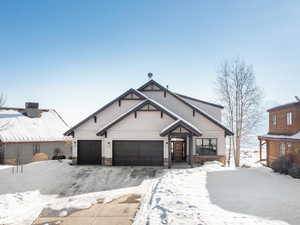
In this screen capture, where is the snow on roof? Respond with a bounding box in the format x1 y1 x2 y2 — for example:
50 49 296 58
0 109 71 143
260 132 300 140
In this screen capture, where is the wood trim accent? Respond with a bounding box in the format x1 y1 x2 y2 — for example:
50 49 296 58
64 88 146 136
97 99 178 136
160 120 202 137
138 80 233 136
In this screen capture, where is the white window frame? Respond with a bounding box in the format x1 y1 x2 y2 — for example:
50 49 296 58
272 114 277 126
280 143 286 157
287 112 293 126
287 143 292 151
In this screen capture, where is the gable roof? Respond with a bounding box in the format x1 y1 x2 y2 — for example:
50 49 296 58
160 120 202 137
138 80 233 136
267 101 300 112
0 108 71 143
96 93 202 137
96 99 177 136
175 93 224 109
64 88 145 136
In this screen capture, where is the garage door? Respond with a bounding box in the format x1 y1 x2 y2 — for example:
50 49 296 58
78 140 102 165
113 140 163 166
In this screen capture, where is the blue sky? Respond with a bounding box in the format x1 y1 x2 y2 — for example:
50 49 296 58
0 0 299 126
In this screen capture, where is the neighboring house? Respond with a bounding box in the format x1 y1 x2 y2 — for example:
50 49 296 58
65 79 233 167
258 100 300 167
0 102 72 164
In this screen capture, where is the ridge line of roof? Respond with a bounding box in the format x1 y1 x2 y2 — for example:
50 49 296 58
175 93 224 109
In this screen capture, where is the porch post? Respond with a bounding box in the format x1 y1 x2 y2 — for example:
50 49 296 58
189 135 193 168
259 138 262 161
266 141 270 167
168 135 171 169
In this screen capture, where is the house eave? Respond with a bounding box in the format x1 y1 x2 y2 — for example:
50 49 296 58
64 88 146 136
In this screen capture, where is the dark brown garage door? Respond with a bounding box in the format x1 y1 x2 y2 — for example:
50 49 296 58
113 140 163 166
78 140 102 165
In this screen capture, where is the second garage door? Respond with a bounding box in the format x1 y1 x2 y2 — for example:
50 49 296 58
113 140 163 166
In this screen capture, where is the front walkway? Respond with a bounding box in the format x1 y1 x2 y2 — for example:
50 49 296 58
32 194 141 225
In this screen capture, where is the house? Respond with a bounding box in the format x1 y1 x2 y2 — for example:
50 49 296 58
65 79 233 167
258 100 300 167
0 102 72 164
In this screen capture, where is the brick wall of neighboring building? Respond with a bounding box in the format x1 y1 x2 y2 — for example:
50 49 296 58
269 105 300 135
267 139 300 167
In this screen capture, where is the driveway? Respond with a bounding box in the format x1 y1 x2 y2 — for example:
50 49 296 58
32 194 141 225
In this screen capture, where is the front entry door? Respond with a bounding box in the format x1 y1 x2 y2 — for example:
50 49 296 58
174 142 186 162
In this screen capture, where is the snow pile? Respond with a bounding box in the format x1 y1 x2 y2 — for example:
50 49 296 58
0 109 71 142
0 160 158 225
134 161 300 225
0 165 13 170
2 160 300 225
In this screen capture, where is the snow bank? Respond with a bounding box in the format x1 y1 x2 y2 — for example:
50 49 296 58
134 161 300 225
0 160 158 225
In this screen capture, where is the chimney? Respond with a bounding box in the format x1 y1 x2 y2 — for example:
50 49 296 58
25 102 41 118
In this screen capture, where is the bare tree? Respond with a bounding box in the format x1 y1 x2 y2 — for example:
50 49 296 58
0 93 7 130
216 58 263 167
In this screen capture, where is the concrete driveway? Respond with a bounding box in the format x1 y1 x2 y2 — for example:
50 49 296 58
32 194 141 225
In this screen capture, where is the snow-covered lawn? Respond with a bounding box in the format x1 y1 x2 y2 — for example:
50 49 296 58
135 162 300 225
1 159 300 225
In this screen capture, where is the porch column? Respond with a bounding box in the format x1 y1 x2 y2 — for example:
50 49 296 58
259 138 262 161
266 141 270 167
189 135 193 168
168 135 171 169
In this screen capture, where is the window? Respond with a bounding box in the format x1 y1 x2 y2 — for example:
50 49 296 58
287 143 292 151
196 138 217 155
272 114 277 126
287 112 293 125
280 143 286 157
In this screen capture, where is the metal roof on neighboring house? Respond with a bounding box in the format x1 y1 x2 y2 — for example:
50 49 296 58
0 108 71 143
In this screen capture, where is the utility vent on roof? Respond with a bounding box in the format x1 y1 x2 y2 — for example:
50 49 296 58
25 102 41 118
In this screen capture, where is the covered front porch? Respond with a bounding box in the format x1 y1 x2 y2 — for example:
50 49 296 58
160 120 201 168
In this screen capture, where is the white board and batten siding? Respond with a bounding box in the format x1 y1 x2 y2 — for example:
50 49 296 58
105 110 174 159
179 96 222 121
141 91 226 156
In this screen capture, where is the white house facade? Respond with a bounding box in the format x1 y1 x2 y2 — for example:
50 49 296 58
65 80 233 167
